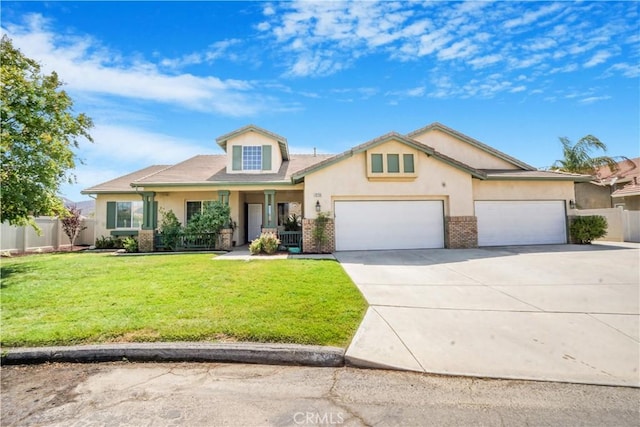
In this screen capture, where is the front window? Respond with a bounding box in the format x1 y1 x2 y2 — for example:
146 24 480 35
186 200 215 224
242 146 262 170
116 201 143 228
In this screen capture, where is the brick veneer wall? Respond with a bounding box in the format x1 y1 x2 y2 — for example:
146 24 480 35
445 216 478 249
218 229 233 251
138 229 154 252
302 218 335 253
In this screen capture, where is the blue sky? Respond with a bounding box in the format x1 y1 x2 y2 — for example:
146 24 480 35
2 1 639 201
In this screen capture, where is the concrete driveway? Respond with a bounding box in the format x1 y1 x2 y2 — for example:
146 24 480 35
337 243 640 387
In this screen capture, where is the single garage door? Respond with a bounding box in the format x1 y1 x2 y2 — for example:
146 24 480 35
335 200 444 251
475 200 567 246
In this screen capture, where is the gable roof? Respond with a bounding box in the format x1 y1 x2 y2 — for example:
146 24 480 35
81 154 334 191
215 124 290 161
292 131 486 182
81 165 170 194
407 122 536 171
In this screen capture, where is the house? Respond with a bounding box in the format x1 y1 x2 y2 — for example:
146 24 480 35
575 158 639 210
82 123 590 252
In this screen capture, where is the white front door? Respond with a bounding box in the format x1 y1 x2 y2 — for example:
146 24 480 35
247 204 262 243
335 200 445 251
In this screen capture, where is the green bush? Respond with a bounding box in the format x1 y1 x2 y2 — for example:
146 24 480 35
95 236 123 249
570 215 608 244
184 201 230 236
249 232 281 255
122 237 138 253
158 208 182 251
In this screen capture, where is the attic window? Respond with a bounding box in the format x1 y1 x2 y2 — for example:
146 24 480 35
242 146 262 170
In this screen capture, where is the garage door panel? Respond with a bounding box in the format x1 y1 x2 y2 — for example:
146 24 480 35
476 201 567 246
335 201 444 251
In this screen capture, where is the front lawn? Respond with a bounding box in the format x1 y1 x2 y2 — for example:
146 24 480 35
0 253 367 347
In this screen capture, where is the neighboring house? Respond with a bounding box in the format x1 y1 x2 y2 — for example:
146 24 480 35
575 157 639 210
82 123 590 252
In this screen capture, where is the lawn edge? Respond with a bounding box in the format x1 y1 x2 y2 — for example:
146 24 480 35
0 342 345 367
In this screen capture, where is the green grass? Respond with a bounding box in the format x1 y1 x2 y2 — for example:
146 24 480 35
0 253 367 348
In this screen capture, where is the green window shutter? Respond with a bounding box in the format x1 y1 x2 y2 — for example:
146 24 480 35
403 154 415 173
262 145 272 170
371 154 383 173
106 202 116 229
387 154 400 173
232 146 242 171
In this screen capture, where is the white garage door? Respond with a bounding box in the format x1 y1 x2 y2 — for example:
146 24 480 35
476 201 567 246
335 200 444 251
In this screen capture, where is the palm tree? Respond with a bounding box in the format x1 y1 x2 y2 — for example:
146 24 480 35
551 135 619 175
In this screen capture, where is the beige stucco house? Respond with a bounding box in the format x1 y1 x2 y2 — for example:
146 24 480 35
82 123 590 252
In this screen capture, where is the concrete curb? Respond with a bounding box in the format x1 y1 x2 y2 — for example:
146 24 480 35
1 342 345 367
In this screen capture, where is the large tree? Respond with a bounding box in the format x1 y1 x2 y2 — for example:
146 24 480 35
551 135 618 175
1 35 93 227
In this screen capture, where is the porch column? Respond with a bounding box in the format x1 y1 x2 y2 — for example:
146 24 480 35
141 192 156 230
218 190 230 205
263 190 276 229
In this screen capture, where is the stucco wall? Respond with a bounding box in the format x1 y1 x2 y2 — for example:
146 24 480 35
575 182 612 209
473 180 575 211
225 131 282 174
303 142 475 218
411 129 517 170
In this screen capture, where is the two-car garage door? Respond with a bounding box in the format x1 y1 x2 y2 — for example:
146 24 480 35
475 201 567 246
335 201 444 251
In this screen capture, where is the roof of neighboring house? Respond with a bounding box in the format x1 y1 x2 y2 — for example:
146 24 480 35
215 124 290 161
482 169 592 181
611 184 640 198
292 131 487 182
81 165 170 194
594 157 639 185
407 122 536 171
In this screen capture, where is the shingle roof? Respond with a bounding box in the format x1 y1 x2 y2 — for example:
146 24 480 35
482 169 592 181
129 154 334 186
81 165 170 194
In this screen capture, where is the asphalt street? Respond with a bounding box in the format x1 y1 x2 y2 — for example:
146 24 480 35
2 362 638 426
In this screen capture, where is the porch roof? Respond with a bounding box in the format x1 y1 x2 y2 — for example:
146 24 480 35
82 154 334 193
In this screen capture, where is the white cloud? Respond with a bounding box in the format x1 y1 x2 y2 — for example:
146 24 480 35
503 3 563 29
579 96 611 104
584 50 614 68
2 15 272 117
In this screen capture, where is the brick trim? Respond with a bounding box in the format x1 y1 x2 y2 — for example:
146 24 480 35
445 216 478 249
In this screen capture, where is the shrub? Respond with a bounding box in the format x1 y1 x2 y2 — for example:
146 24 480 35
184 201 230 236
249 238 263 255
122 237 138 253
60 206 86 248
570 215 608 244
158 208 182 251
249 232 281 255
95 236 123 249
284 213 301 231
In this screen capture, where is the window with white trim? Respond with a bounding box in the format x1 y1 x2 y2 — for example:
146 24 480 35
242 146 262 170
116 201 143 228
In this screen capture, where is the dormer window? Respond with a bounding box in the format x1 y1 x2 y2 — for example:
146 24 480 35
242 146 262 170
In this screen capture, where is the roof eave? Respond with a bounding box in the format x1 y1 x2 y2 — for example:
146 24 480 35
408 122 536 171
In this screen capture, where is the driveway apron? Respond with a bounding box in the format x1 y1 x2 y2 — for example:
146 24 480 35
337 244 640 387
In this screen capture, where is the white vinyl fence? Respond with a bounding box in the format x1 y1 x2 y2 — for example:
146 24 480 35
573 208 640 243
1 217 95 254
